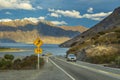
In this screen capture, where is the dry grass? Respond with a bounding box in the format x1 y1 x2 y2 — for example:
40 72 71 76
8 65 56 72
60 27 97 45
85 45 120 64
86 45 119 57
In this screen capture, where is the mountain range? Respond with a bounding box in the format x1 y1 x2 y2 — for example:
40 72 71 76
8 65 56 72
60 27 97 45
0 19 87 44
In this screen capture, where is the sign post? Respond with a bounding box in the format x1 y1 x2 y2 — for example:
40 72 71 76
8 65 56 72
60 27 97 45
38 54 40 70
33 37 43 70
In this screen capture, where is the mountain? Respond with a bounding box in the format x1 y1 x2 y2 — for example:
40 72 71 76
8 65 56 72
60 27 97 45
60 26 88 33
60 7 120 47
0 19 87 44
0 38 16 43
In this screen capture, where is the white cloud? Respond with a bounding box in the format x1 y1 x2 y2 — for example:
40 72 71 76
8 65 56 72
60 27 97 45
48 8 112 21
0 0 34 10
48 9 82 18
0 17 66 26
49 13 61 18
0 16 46 23
23 16 45 23
36 6 43 10
5 11 12 15
0 19 12 22
23 17 39 23
17 3 34 10
51 21 67 26
48 8 55 12
87 7 93 13
82 12 112 20
38 16 45 20
55 10 82 18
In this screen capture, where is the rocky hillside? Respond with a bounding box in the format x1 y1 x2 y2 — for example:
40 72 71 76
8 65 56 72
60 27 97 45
60 7 120 67
0 19 87 44
60 7 120 47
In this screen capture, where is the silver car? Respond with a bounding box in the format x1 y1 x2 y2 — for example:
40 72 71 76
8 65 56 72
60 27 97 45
67 54 77 62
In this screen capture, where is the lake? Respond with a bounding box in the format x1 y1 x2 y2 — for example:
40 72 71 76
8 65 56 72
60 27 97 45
0 43 68 57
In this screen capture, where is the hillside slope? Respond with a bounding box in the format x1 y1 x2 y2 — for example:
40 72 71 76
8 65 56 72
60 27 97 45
60 7 120 47
60 7 120 67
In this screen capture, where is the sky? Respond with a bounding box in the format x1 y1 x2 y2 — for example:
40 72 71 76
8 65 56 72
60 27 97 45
0 0 120 28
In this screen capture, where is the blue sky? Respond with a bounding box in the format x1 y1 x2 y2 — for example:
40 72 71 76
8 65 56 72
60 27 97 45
0 0 120 28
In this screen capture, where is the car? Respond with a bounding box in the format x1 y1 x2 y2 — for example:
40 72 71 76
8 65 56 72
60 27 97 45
67 54 77 62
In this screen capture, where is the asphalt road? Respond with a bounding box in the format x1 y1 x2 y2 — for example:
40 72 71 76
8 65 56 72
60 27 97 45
50 56 120 80
0 57 70 80
0 56 119 80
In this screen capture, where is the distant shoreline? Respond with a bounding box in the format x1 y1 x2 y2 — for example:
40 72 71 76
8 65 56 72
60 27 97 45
0 48 30 52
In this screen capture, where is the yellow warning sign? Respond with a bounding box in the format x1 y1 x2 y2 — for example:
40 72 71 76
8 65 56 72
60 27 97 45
34 48 42 54
33 37 43 47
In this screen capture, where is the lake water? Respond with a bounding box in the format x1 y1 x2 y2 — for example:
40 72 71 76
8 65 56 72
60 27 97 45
0 43 68 57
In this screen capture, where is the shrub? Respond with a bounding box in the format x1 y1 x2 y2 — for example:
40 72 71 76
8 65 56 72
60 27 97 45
114 29 120 33
115 56 120 66
0 58 12 70
0 54 45 70
13 58 22 69
86 54 118 64
117 39 120 43
4 54 14 61
98 32 105 35
20 55 44 69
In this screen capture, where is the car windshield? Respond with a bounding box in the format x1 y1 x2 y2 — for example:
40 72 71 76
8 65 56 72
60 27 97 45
68 54 75 57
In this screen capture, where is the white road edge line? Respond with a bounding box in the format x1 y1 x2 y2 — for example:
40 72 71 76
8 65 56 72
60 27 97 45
49 58 76 80
56 57 120 79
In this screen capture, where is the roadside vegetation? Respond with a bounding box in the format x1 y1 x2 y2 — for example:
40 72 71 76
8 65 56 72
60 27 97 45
0 54 45 70
67 27 120 68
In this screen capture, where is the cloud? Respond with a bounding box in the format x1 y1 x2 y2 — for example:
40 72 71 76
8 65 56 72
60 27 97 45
38 16 45 20
5 11 12 15
23 16 45 23
48 8 55 12
0 16 46 23
0 19 12 22
0 17 66 26
51 21 67 26
82 12 112 20
36 6 43 10
23 17 40 23
0 0 34 10
49 13 61 18
87 7 93 13
48 8 112 21
48 9 82 18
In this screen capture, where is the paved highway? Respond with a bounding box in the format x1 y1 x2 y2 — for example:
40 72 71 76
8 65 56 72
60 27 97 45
0 56 119 80
49 56 120 80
